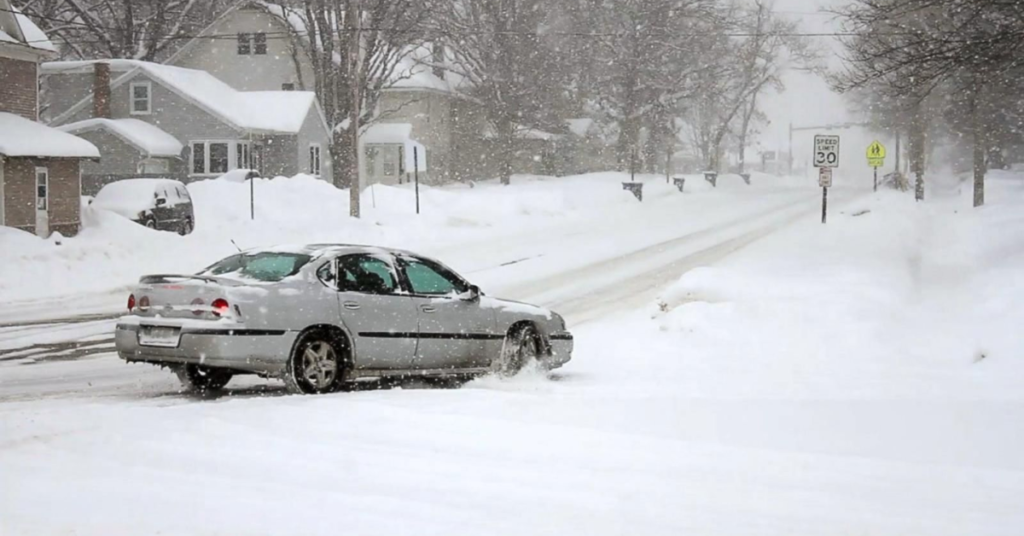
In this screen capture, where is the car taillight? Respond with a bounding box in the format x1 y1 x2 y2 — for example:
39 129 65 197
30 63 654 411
211 298 230 317
138 295 151 312
191 298 204 316
127 293 136 312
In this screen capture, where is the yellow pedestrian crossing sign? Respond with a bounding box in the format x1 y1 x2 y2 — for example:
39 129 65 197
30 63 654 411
867 141 886 168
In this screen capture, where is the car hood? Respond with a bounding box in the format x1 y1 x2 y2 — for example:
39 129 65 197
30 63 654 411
479 296 554 320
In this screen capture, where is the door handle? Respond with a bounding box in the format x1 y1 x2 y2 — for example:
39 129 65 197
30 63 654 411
420 305 436 313
343 301 361 310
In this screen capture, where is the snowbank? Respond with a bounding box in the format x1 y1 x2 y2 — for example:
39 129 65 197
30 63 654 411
649 176 1024 399
2 171 797 306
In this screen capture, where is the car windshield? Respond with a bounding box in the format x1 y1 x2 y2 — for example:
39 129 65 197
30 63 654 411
199 252 311 282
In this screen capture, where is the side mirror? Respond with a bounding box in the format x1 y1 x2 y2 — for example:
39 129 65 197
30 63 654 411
155 197 167 206
461 285 482 302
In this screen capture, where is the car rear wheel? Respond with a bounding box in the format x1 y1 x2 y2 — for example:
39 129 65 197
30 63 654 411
497 324 540 377
175 364 233 392
178 218 193 236
284 331 346 394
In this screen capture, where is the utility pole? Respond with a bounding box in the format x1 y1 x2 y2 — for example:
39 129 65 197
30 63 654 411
348 0 362 218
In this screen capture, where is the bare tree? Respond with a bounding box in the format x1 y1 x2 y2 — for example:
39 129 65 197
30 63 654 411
585 0 716 173
431 0 563 185
834 0 1024 206
686 0 796 173
15 0 230 60
266 0 429 198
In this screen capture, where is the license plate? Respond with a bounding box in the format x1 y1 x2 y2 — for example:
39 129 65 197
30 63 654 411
138 325 181 348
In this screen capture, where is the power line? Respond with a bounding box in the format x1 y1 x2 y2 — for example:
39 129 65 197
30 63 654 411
0 6 935 49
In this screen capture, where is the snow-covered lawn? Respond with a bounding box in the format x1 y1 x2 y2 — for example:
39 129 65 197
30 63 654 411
2 172 1023 535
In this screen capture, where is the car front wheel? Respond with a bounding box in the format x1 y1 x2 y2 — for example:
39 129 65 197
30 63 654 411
497 324 541 377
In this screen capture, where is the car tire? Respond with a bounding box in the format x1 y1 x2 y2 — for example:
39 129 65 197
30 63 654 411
178 218 193 236
144 218 157 230
284 330 346 395
175 364 233 393
497 324 540 377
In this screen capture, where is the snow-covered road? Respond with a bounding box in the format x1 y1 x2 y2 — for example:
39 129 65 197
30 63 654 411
4 174 1022 536
0 185 828 401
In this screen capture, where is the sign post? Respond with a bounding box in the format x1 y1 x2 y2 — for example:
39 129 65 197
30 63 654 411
866 140 886 192
414 146 420 215
814 135 840 225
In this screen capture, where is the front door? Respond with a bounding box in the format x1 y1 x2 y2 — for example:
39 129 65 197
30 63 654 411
398 256 496 370
331 254 419 371
34 167 48 237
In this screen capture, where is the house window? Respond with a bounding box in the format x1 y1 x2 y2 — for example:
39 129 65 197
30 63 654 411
138 158 169 174
129 82 151 115
281 83 295 91
254 32 267 55
35 167 48 210
191 142 206 174
209 143 229 174
237 33 251 54
191 141 232 175
236 142 252 169
381 148 398 176
309 144 321 176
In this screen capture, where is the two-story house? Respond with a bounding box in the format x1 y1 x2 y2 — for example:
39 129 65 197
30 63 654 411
163 1 487 185
41 59 333 194
0 1 99 237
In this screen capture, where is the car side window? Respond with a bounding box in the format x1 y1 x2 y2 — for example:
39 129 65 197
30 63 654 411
335 255 398 295
401 258 468 296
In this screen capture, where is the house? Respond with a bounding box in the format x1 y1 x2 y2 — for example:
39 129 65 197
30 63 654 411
41 59 333 194
162 1 486 185
0 1 99 237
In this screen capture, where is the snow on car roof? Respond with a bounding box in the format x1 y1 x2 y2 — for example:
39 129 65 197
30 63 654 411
58 118 183 157
0 112 100 158
92 178 187 219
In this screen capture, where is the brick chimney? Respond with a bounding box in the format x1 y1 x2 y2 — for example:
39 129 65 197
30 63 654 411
93 62 110 118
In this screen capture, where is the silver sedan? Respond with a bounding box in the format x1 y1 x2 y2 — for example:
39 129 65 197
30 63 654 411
114 244 573 394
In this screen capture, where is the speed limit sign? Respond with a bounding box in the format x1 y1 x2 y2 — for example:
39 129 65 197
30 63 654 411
814 135 840 168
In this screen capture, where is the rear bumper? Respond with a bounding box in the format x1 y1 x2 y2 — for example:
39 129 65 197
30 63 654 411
115 323 298 375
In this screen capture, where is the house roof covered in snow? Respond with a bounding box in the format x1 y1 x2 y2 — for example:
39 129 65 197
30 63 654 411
43 59 324 135
482 124 563 142
0 112 100 158
58 118 184 158
0 2 57 55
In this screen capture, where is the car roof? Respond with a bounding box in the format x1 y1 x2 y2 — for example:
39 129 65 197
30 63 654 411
245 243 431 260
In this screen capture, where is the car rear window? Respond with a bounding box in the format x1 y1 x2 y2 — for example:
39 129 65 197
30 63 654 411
200 252 312 282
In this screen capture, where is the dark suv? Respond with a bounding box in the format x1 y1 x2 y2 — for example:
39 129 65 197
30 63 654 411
92 179 195 235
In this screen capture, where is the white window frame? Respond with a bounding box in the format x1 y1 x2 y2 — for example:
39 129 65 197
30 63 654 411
254 32 268 55
35 167 48 211
236 141 253 169
129 81 152 115
309 143 322 177
237 33 251 55
190 140 240 176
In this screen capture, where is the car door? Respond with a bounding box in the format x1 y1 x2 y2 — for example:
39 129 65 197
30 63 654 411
327 253 419 371
151 185 174 228
397 255 497 370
